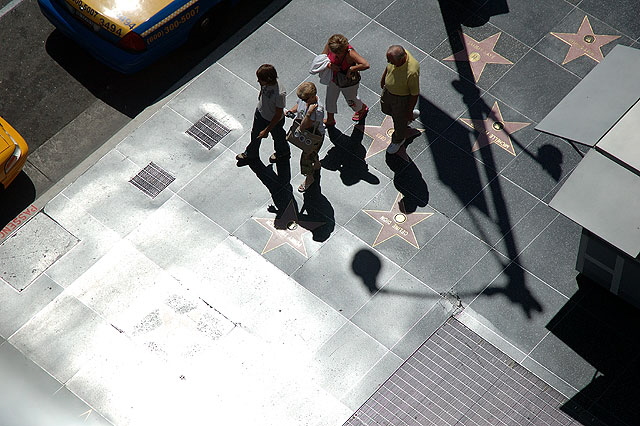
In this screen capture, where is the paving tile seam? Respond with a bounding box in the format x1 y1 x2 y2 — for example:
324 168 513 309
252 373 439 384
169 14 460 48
337 212 458 293
509 248 578 300
216 62 264 93
433 137 501 189
452 253 506 306
357 0 399 21
457 241 572 315
1 343 69 401
388 301 459 357
5 330 73 387
467 134 527 172
265 22 317 56
447 210 496 248
486 193 560 262
495 4 578 52
51 384 117 426
456 309 528 363
0 212 81 290
368 18 430 58
0 276 14 296
518 352 581 398
523 328 553 361
493 175 558 219
337 347 403 401
339 5 377 42
475 176 552 244
157 131 250 196
392 219 494 295
43 192 110 245
450 195 521 253
25 157 53 183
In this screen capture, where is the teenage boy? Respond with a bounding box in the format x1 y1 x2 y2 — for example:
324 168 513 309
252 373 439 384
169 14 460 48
236 64 290 164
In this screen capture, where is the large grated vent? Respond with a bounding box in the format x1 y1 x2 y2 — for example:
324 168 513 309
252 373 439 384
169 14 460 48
129 162 175 198
344 318 575 426
186 114 231 149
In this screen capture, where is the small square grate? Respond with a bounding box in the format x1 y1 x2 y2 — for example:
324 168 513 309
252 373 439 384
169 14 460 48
186 114 231 149
129 162 175 198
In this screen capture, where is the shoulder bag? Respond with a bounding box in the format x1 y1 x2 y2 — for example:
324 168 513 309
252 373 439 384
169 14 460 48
286 119 324 153
334 49 361 88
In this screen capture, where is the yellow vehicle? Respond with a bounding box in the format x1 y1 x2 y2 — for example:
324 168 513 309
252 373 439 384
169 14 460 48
0 117 29 190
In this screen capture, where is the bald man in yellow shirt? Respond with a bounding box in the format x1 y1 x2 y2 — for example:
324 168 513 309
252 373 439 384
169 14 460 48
380 45 420 154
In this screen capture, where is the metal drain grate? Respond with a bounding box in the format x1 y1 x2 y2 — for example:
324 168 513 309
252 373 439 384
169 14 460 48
344 318 576 426
186 114 231 149
129 162 175 198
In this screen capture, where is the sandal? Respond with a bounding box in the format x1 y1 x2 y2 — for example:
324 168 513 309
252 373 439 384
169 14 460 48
269 153 290 163
352 105 369 122
324 118 336 127
235 152 256 165
298 177 315 193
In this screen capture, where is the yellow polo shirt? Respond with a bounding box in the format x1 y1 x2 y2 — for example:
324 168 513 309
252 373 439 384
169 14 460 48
384 50 420 96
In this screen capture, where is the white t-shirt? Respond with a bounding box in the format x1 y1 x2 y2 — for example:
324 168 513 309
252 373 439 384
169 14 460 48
295 98 325 135
258 81 286 121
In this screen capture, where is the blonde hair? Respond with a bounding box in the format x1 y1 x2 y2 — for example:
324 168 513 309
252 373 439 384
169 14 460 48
296 82 317 100
327 34 349 54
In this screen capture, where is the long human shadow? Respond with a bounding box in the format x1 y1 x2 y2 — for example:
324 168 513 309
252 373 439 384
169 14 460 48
246 156 336 240
384 147 429 214
322 125 380 186
246 158 295 219
323 119 428 212
298 173 336 242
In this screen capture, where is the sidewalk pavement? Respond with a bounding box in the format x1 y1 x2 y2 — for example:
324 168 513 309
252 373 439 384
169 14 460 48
2 0 640 425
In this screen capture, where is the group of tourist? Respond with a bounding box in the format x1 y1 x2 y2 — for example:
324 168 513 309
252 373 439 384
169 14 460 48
236 34 421 193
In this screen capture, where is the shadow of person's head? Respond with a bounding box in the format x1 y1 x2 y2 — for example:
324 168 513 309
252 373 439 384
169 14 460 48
322 126 380 186
537 144 563 181
351 249 382 294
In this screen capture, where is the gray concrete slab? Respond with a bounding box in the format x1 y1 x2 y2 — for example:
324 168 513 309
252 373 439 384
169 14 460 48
0 212 78 291
41 194 122 288
0 273 62 339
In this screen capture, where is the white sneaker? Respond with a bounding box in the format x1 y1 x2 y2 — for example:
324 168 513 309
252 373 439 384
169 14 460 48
386 140 404 154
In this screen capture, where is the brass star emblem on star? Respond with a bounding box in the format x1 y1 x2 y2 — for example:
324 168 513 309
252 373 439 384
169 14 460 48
363 193 433 249
551 16 620 64
459 102 530 156
254 200 324 257
357 116 423 160
443 32 513 83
